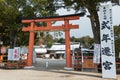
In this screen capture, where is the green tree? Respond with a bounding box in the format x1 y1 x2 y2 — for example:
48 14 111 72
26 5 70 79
54 0 119 44
115 38 120 57
114 25 120 56
70 36 76 42
114 25 120 39
57 38 65 43
79 36 94 48
0 0 22 47
0 0 57 47
45 33 54 48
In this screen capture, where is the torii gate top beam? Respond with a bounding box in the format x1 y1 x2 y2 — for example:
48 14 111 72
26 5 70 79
22 13 85 32
22 13 85 23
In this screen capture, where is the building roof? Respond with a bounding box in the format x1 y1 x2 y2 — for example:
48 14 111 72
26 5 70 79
21 12 85 20
34 48 47 53
48 43 80 51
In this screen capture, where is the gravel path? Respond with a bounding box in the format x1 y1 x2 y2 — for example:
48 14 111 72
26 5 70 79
0 58 120 80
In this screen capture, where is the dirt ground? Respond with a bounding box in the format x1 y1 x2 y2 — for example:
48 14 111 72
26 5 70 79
0 58 120 80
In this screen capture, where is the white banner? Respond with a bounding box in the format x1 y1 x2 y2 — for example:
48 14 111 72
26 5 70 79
13 47 20 61
21 46 28 54
8 47 21 61
93 44 100 64
8 49 14 60
99 2 116 79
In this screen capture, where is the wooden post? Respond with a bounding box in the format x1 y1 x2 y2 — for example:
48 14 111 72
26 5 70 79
27 22 35 66
65 20 72 68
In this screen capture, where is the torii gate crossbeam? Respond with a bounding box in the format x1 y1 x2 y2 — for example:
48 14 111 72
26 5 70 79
22 13 84 69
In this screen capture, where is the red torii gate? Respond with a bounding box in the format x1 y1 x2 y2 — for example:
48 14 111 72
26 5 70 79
22 13 84 69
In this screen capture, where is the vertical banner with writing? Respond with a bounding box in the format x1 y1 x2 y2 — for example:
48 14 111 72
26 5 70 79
8 47 20 61
93 44 100 64
8 49 14 60
99 2 116 79
13 47 20 61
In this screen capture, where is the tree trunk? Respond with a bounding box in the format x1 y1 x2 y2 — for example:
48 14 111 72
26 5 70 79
10 31 14 48
89 10 100 44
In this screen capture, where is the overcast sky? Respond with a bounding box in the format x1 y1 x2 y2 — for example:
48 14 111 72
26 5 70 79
53 5 120 38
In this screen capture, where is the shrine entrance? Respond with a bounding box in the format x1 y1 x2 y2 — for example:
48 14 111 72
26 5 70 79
22 13 84 69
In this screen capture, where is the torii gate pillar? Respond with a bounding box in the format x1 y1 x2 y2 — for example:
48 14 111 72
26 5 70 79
27 22 35 66
64 20 72 68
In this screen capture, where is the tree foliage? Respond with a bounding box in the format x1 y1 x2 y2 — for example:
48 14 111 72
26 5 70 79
70 36 94 48
0 0 57 47
57 36 94 48
79 36 94 48
114 25 120 39
114 25 120 56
